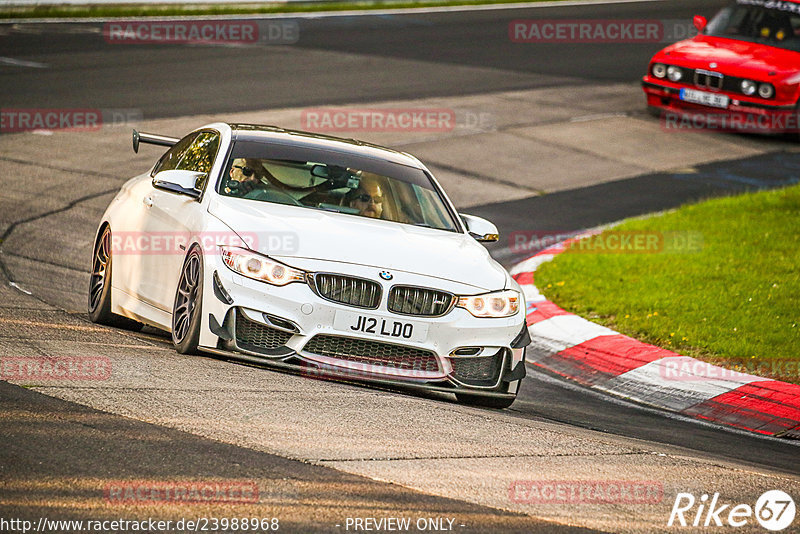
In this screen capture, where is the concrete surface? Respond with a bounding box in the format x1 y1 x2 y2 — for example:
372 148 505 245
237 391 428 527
2 83 800 532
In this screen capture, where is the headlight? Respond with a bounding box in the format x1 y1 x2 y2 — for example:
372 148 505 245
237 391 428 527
220 246 305 286
652 63 667 79
758 83 774 99
457 289 520 318
741 80 757 95
667 65 682 82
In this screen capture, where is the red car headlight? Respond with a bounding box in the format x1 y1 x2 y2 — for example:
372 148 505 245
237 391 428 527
758 83 775 99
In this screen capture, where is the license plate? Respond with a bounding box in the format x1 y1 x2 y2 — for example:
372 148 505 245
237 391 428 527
680 88 729 109
333 311 428 343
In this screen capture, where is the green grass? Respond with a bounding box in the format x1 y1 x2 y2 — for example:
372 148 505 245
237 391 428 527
535 183 800 383
1 0 564 19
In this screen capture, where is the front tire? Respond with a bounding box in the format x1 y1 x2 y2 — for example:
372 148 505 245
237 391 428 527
88 226 143 331
172 246 203 354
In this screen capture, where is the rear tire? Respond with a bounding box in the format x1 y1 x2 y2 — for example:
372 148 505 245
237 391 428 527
172 246 203 355
87 226 143 331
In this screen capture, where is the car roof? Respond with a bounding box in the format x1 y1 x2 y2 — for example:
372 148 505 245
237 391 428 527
228 123 424 169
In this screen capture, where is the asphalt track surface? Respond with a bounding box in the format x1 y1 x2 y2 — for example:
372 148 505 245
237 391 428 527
1 0 729 117
1 381 593 533
2 0 800 530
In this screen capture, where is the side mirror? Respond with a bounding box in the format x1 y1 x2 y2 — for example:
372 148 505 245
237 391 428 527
152 169 204 199
461 213 499 243
693 15 707 32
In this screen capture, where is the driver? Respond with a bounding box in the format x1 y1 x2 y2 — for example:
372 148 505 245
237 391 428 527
226 158 270 196
346 178 384 219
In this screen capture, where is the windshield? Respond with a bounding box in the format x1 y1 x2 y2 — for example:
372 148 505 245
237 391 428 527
218 144 458 232
705 1 800 52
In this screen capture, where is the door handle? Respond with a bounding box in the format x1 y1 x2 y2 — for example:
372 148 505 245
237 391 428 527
143 196 153 208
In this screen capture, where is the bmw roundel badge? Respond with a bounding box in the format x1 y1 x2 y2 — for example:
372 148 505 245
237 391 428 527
379 271 393 280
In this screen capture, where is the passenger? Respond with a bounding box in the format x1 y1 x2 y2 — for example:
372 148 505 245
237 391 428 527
227 158 268 195
346 179 384 219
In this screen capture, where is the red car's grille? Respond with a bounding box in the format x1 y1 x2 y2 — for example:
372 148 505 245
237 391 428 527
694 69 723 90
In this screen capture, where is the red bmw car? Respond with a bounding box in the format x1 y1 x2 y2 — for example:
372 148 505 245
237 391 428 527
643 0 800 138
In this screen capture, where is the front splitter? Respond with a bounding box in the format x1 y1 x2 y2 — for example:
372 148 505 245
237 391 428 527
200 346 517 399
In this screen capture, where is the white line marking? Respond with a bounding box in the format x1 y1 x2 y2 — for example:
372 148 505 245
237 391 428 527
509 253 555 276
570 112 629 123
528 315 615 354
525 363 800 446
521 283 547 303
0 56 48 68
1 0 668 24
8 282 33 295
602 357 770 412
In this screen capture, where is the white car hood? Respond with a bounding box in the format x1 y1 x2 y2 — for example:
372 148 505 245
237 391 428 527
208 196 507 292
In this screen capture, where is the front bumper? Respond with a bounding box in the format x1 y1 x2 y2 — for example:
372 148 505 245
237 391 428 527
642 78 798 134
200 345 522 400
200 261 528 396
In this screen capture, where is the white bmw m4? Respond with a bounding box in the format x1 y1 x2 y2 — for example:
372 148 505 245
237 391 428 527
89 123 529 407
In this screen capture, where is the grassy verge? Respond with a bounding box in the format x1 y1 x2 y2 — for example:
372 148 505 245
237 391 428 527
535 183 800 383
1 0 564 20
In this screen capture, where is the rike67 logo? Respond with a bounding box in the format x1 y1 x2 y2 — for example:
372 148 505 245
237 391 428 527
668 490 796 531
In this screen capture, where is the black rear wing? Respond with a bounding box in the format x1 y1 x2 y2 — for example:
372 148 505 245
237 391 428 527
132 129 179 153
